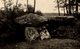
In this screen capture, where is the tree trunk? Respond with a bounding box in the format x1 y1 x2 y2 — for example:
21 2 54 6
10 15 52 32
69 0 71 15
76 0 78 13
64 0 66 16
65 0 69 15
57 0 60 16
16 0 18 7
3 0 6 10
34 0 36 13
27 0 28 8
66 6 68 15
64 7 65 16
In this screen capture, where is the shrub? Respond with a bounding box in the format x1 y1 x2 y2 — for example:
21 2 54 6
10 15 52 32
35 10 43 16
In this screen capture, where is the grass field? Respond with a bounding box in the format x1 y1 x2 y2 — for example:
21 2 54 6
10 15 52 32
0 39 80 49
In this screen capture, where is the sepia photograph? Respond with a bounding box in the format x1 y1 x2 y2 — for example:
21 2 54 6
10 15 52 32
0 0 80 49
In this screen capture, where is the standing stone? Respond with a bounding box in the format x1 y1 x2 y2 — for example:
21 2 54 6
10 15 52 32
25 27 39 41
40 29 51 40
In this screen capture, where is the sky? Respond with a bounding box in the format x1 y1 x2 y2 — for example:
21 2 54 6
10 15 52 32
0 0 64 13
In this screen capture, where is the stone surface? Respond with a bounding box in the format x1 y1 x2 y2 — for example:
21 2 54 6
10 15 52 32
25 27 39 41
40 29 51 40
15 13 47 26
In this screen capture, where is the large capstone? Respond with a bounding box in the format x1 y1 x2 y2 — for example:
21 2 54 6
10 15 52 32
15 13 47 26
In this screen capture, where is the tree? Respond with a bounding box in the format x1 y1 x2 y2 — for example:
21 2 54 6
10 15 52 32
76 0 78 13
34 0 36 13
35 10 43 16
56 0 79 16
57 0 60 16
16 0 18 7
27 5 34 13
27 0 28 9
63 0 66 15
58 0 66 15
2 0 8 10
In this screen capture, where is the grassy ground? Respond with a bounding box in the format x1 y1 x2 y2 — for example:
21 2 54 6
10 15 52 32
0 39 80 49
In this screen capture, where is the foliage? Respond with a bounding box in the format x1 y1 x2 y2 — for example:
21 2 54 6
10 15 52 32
55 0 79 16
0 0 25 40
35 10 43 16
0 0 43 41
27 5 35 13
